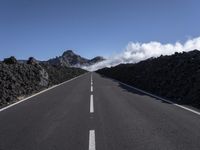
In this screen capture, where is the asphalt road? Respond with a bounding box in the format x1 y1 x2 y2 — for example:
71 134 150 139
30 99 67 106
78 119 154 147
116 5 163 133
0 72 200 150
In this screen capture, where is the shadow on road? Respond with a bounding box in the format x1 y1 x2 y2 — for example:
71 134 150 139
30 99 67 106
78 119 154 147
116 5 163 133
96 73 200 112
118 83 171 104
98 73 171 104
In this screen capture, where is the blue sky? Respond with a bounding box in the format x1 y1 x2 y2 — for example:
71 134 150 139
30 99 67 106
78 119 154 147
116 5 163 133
0 0 200 60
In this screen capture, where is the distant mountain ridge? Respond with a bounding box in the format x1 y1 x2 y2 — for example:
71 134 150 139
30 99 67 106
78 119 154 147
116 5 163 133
17 50 105 67
46 50 105 67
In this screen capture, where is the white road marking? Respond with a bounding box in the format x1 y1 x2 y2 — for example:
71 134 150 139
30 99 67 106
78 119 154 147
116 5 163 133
89 130 96 150
90 94 94 113
89 73 95 150
91 86 93 92
91 74 93 83
114 79 200 116
0 73 89 113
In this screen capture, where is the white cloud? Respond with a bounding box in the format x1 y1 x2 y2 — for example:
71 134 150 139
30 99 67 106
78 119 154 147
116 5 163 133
82 37 200 71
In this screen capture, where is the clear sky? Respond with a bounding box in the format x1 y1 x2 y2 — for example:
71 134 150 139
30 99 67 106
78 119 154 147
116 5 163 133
0 0 200 60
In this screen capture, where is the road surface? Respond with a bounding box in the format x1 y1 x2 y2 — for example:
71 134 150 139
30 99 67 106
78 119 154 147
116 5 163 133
0 72 200 150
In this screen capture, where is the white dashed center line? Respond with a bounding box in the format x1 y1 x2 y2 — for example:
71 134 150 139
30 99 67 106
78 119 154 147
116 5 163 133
89 74 96 150
89 130 96 150
90 94 94 113
91 86 93 92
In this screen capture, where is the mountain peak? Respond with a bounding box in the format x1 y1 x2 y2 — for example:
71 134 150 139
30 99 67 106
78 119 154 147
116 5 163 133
62 50 75 56
48 50 105 67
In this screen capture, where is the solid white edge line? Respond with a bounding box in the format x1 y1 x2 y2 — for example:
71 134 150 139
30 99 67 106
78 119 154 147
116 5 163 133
0 72 89 113
113 78 200 116
89 130 96 150
90 94 94 113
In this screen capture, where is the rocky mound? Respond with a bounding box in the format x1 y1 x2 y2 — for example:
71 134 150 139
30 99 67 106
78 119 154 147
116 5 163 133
97 50 200 108
0 57 87 107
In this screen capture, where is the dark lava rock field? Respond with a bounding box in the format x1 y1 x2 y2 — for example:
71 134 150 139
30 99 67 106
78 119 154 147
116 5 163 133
97 50 200 109
0 57 87 108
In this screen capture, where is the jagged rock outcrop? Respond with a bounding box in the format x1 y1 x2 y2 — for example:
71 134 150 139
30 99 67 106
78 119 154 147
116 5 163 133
27 57 38 65
47 50 88 66
3 56 18 64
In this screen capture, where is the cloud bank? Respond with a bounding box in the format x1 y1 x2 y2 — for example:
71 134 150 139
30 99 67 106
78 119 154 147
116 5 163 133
83 37 200 71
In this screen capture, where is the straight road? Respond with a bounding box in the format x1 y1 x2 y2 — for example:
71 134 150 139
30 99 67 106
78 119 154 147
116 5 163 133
0 72 200 150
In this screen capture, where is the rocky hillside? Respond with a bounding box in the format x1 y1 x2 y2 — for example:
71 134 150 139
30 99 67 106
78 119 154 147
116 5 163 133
97 50 200 109
0 56 87 108
47 50 105 67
